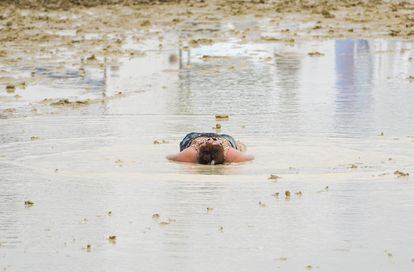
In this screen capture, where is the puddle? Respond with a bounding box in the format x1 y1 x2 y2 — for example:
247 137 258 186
1 23 414 272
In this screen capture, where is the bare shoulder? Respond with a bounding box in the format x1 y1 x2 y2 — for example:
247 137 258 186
225 148 254 163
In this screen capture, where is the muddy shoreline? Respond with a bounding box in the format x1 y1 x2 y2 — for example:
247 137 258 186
1 0 413 115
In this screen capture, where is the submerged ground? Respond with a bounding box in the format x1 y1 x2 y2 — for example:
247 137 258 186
1 1 414 271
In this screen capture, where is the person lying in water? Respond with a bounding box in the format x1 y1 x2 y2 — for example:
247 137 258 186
167 132 254 164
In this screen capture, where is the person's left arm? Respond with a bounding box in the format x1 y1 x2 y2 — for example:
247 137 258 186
225 148 254 163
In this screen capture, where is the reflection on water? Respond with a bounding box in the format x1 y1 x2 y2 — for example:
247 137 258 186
335 39 374 136
1 37 414 272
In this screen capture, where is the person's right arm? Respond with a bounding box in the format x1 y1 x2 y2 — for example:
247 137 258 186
166 147 197 163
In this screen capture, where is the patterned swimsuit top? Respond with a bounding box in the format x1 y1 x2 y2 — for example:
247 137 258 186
190 137 232 157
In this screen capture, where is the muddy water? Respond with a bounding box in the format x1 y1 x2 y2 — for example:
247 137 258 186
1 37 414 271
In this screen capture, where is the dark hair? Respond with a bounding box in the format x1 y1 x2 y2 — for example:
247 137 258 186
197 141 225 165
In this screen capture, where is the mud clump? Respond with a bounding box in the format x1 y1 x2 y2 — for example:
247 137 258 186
268 174 281 181
50 99 90 107
190 38 213 47
321 10 335 18
308 51 324 57
159 218 176 226
152 213 160 219
394 170 409 177
108 235 117 243
215 114 229 121
24 200 34 207
5 84 15 93
3 108 16 113
285 190 291 198
84 244 92 252
140 20 151 27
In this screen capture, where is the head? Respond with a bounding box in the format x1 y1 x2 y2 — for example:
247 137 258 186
197 138 225 165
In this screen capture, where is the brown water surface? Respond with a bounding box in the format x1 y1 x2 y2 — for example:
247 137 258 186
1 34 414 271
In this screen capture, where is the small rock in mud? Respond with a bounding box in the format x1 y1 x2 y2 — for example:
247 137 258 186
152 213 160 219
206 207 213 213
349 164 358 169
380 132 384 136
24 200 34 207
308 51 324 57
407 76 414 81
268 174 281 181
218 226 224 232
107 211 112 216
115 159 123 164
259 201 267 207
295 191 303 197
215 123 221 129
285 191 291 198
272 192 279 198
30 136 39 141
215 114 229 121
306 264 313 270
5 84 15 93
394 170 409 177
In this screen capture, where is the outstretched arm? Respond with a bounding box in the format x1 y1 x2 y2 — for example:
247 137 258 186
225 148 254 163
167 147 197 163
